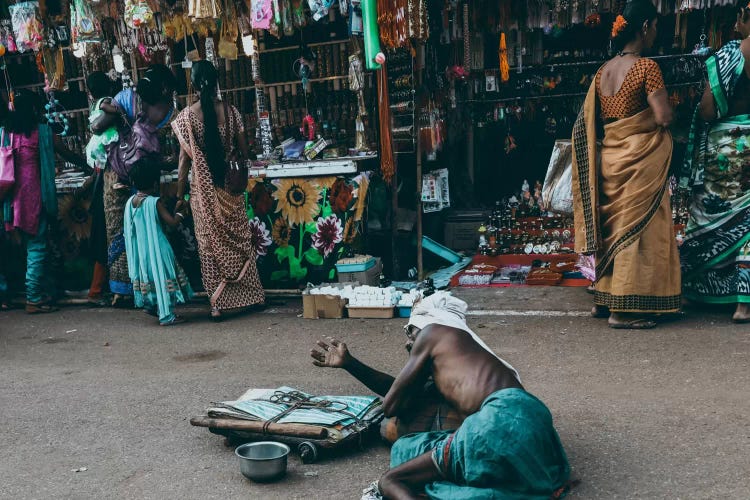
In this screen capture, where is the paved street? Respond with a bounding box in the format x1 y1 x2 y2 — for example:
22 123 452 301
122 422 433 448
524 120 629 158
1 287 749 499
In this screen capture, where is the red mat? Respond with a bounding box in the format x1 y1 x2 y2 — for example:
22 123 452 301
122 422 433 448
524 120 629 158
451 254 591 288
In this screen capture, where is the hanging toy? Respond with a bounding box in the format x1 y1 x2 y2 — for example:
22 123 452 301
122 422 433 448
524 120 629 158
300 114 316 140
499 32 509 83
44 92 71 137
504 133 517 154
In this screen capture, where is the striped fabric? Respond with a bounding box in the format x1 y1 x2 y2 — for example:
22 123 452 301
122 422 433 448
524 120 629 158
215 387 381 427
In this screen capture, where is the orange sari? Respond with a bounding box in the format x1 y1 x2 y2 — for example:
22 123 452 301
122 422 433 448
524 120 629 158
572 81 680 313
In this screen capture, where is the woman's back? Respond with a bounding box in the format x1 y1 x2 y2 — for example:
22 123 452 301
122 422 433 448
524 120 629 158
597 57 665 121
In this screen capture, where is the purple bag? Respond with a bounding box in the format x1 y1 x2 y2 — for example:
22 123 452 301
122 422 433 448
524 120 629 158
0 130 14 201
107 115 160 181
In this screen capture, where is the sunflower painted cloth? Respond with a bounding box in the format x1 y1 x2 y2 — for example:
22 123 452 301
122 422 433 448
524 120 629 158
680 41 750 304
390 389 570 500
124 194 193 324
572 72 681 313
245 173 370 285
171 106 264 311
85 98 119 169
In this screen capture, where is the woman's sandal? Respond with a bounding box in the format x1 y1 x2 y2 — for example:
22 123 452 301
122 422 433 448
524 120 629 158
591 305 610 318
111 294 133 309
25 302 59 314
160 316 186 326
608 318 657 330
210 307 222 322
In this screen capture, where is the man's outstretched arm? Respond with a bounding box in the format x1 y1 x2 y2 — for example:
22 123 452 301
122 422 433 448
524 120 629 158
311 338 395 397
382 330 432 418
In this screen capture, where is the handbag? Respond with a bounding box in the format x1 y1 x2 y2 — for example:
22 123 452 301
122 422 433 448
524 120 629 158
217 11 239 60
0 130 14 201
107 112 161 181
222 102 247 194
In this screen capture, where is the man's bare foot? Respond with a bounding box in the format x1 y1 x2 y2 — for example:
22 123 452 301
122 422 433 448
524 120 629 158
591 305 609 318
608 312 657 330
732 303 750 323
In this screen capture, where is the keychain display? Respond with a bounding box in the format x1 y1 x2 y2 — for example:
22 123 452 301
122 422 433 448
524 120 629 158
124 0 155 29
10 1 44 53
251 0 273 29
71 0 103 45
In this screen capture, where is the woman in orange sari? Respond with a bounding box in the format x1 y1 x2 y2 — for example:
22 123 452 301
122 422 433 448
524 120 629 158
572 0 680 329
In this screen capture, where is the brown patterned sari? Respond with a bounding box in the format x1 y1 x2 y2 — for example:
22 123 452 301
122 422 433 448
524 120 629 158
171 106 264 312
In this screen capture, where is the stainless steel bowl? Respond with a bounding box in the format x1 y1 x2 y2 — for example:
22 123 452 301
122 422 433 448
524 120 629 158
235 442 291 482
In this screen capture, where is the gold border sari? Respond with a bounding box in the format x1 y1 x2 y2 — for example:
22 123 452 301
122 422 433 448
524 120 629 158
572 81 681 313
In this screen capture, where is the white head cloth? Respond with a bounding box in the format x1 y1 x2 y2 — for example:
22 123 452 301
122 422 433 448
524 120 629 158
407 291 520 382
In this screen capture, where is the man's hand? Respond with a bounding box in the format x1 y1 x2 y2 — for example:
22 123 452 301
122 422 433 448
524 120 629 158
310 337 351 369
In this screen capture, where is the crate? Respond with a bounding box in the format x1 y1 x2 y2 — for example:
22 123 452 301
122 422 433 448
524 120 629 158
396 306 412 318
338 258 382 286
346 306 395 319
335 255 377 273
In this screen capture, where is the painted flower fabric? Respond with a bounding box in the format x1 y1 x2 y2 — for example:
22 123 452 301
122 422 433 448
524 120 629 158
272 178 320 226
312 215 343 257
248 218 272 257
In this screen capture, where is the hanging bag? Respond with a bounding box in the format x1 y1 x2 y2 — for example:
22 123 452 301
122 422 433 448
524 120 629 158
222 103 247 194
217 11 239 60
0 130 14 201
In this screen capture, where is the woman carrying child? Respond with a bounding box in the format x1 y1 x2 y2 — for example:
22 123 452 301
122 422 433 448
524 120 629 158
124 157 193 326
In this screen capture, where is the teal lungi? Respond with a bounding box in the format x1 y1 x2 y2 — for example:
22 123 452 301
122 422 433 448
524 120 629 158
390 388 570 499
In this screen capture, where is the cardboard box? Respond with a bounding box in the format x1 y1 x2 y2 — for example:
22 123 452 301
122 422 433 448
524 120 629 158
302 284 350 319
302 294 348 319
444 211 487 251
338 258 382 286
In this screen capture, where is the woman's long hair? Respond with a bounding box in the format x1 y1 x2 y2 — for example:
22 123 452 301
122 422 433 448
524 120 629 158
5 90 42 137
611 0 658 52
191 61 224 187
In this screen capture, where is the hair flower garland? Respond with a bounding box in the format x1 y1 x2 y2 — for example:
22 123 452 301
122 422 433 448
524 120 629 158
611 15 628 38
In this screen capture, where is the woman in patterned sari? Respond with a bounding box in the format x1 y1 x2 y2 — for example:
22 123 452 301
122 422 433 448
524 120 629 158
572 0 681 329
680 6 750 322
171 61 264 321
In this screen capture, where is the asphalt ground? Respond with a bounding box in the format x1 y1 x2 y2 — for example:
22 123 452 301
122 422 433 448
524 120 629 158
1 287 748 499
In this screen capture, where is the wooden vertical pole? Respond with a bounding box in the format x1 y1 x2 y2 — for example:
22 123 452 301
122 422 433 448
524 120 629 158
415 44 424 280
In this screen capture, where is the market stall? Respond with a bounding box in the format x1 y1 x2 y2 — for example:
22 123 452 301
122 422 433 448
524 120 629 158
0 0 741 299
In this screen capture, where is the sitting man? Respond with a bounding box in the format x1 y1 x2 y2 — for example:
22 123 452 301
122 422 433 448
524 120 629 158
311 291 570 499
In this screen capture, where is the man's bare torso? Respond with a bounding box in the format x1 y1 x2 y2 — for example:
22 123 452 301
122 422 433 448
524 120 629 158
424 325 523 416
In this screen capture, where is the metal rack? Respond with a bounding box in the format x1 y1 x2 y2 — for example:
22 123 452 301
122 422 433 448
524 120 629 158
388 48 416 154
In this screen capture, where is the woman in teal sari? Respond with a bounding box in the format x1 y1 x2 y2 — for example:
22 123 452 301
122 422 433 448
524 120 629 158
680 5 750 322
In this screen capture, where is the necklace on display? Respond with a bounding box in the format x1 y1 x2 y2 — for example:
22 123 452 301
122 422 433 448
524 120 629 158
617 51 641 57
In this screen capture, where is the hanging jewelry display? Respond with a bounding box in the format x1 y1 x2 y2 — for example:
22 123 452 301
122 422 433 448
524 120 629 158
462 3 470 71
250 38 273 159
44 92 71 137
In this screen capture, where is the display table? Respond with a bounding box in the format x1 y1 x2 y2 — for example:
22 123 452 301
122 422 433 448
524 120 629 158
451 254 591 288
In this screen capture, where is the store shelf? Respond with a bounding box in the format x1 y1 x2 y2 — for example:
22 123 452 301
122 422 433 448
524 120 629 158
461 81 703 104
13 77 85 91
259 38 349 54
